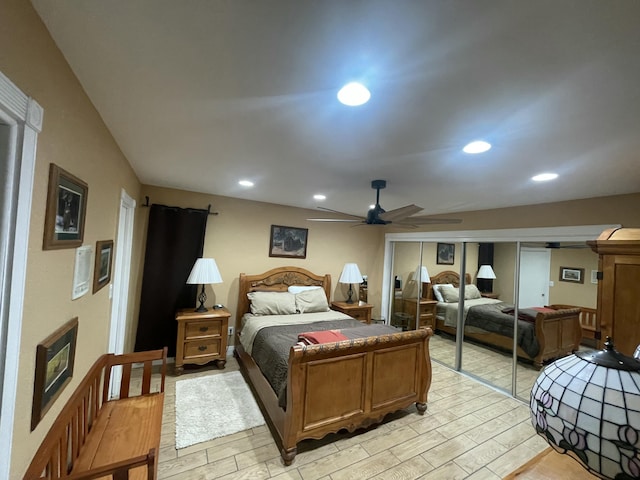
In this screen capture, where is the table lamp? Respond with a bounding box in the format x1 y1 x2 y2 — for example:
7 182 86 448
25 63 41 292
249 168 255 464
339 263 363 304
186 258 223 312
414 265 430 298
530 337 640 479
476 264 496 293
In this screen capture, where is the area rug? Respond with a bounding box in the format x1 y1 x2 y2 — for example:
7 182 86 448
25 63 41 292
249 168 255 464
175 370 265 449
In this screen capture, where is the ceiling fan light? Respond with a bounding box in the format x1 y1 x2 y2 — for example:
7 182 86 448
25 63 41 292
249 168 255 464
463 140 491 154
337 82 370 106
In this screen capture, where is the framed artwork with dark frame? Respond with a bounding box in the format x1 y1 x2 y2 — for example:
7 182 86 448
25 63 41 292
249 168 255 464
43 164 88 250
93 240 114 293
559 266 585 284
436 242 455 265
269 225 308 259
31 317 78 430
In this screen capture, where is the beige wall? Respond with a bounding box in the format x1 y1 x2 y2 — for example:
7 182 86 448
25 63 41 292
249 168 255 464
1 1 143 477
135 185 385 347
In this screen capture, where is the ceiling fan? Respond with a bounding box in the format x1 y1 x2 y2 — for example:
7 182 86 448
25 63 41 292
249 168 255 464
544 242 590 249
307 180 462 228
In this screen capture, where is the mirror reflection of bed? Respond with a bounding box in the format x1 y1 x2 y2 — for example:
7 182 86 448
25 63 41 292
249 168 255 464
390 240 598 399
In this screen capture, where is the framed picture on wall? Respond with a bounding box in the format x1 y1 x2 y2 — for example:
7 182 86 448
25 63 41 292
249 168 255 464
31 317 78 430
269 225 308 259
559 266 584 284
43 164 88 250
436 243 455 265
93 240 114 293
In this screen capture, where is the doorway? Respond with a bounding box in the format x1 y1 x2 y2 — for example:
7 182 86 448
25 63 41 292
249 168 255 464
519 248 551 308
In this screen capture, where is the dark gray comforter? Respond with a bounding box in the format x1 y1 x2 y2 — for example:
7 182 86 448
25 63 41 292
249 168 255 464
465 302 540 358
250 320 398 408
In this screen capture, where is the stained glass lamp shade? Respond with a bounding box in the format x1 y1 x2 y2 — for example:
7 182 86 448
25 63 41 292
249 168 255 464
530 338 640 479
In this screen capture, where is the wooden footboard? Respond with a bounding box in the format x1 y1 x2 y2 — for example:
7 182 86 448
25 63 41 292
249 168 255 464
236 328 432 465
435 307 581 367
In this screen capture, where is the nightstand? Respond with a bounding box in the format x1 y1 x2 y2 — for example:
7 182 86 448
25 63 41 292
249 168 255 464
175 307 230 375
331 301 373 324
481 292 499 299
402 298 437 329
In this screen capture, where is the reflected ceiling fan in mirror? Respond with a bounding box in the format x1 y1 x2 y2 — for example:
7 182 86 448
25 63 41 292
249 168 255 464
307 180 462 228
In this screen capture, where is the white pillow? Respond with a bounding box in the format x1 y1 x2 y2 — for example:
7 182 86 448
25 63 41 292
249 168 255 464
439 285 460 303
464 284 482 300
288 285 321 294
295 288 329 313
432 284 452 302
247 291 297 316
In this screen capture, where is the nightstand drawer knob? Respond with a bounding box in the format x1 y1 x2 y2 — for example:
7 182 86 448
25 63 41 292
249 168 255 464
198 345 208 352
199 326 209 332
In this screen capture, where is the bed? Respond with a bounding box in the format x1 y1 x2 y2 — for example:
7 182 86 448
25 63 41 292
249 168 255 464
429 270 582 367
234 266 433 465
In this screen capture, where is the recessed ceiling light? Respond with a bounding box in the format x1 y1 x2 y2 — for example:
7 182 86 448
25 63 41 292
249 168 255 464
463 140 492 154
238 180 254 187
337 82 371 106
313 194 326 201
532 173 558 182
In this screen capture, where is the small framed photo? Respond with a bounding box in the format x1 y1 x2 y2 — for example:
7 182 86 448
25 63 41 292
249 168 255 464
437 243 455 265
43 164 88 250
559 266 585 284
31 317 78 430
269 225 308 259
93 240 114 293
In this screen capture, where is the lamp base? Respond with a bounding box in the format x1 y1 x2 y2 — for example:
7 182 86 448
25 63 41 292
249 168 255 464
346 284 355 304
194 284 208 312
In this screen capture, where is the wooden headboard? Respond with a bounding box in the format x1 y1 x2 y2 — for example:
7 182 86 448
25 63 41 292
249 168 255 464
237 266 331 325
426 270 472 299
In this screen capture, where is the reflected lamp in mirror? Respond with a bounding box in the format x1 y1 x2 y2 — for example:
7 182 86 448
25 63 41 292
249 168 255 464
186 258 223 312
339 263 363 304
477 264 496 293
477 264 496 280
414 265 430 298
530 338 640 479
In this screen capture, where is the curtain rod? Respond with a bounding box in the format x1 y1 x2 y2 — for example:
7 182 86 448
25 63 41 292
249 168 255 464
141 196 219 216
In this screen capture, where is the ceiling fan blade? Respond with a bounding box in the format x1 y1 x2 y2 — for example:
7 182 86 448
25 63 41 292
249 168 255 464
394 216 462 225
378 204 424 222
316 206 365 220
307 218 362 223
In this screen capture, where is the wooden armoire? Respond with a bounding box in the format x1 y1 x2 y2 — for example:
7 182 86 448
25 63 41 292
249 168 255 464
588 227 640 356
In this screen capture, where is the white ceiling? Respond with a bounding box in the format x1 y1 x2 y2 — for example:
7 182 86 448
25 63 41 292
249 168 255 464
31 1 640 219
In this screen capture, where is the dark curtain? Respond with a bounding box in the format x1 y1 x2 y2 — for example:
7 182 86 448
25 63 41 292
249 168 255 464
134 204 208 356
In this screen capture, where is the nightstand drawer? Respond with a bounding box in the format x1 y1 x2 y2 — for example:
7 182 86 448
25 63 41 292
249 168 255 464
184 338 222 359
185 320 222 339
349 309 368 321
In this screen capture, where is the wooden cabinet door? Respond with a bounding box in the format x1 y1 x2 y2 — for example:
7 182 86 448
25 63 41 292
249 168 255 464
600 254 640 356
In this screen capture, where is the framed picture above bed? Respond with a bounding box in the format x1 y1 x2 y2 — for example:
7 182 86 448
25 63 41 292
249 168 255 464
269 225 308 259
559 266 584 284
436 243 455 265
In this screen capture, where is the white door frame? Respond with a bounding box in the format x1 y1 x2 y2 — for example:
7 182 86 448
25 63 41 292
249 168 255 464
108 189 136 399
0 71 43 479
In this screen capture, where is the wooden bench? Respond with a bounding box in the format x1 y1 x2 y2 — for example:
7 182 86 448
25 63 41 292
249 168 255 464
24 348 167 480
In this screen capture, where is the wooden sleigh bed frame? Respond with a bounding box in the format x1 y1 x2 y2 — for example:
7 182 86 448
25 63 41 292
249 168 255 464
234 266 433 465
429 271 582 367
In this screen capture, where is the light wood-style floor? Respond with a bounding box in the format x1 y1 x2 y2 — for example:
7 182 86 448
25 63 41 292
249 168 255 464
156 334 550 480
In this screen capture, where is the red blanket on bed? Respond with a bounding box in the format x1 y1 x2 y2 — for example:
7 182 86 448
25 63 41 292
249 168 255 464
298 329 348 345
